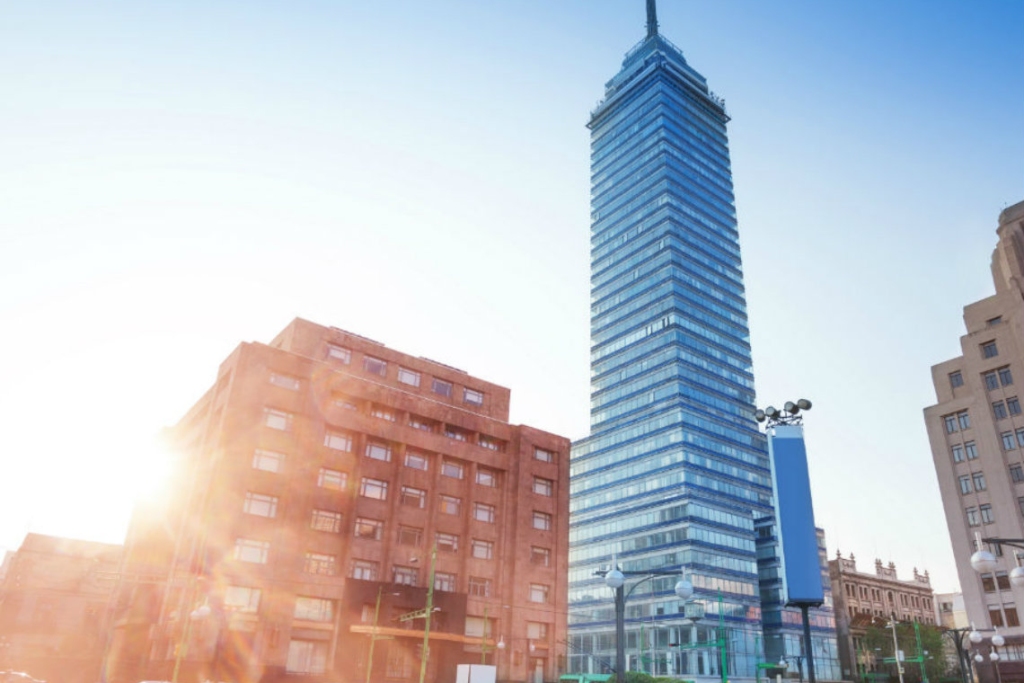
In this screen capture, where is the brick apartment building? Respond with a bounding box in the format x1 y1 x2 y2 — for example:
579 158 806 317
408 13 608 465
108 318 570 683
0 534 122 683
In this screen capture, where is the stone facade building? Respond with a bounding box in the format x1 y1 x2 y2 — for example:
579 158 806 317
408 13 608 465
925 200 1024 680
108 318 570 683
828 552 936 679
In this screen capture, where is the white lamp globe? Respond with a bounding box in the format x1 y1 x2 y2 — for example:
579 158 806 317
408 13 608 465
993 634 1006 647
975 654 984 663
605 568 625 590
191 604 211 620
970 630 984 644
991 652 1000 662
972 549 999 574
675 578 694 600
1011 566 1024 587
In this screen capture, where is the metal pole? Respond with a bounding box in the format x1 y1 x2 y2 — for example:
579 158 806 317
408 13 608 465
718 592 727 683
418 544 437 683
615 584 626 679
482 605 489 665
800 605 817 683
889 619 905 683
366 586 384 683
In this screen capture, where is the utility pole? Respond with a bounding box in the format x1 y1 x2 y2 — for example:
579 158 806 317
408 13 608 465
419 544 437 683
889 617 906 683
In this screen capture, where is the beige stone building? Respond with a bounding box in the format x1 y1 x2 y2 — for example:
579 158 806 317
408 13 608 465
925 199 1024 679
828 552 936 679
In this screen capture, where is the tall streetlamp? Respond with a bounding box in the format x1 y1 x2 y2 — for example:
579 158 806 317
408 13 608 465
941 627 978 683
595 563 693 680
970 534 1024 683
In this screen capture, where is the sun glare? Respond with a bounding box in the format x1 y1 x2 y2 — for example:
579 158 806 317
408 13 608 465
129 437 176 504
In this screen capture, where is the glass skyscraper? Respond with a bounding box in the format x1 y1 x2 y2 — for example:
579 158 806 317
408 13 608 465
567 5 774 678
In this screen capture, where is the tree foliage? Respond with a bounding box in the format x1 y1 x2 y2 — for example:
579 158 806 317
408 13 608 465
861 621 949 683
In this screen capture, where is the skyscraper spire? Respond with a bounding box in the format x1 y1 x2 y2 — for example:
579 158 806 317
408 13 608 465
646 0 659 38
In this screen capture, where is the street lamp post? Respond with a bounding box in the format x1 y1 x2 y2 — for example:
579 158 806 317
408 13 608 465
595 564 693 680
941 627 976 683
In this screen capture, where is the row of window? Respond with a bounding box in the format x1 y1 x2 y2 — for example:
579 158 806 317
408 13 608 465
958 472 987 495
847 605 936 625
841 585 932 610
355 474 554 504
944 411 971 434
266 401 558 465
966 504 995 527
325 344 486 406
993 396 1022 420
948 365 1013 391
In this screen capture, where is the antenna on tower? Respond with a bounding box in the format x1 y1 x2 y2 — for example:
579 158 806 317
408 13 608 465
646 0 659 38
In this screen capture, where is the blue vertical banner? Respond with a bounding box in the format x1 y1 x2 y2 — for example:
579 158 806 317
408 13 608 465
768 424 825 605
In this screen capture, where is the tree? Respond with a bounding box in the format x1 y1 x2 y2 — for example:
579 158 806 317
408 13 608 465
861 619 949 683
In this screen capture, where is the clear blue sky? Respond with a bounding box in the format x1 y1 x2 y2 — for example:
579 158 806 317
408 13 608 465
1 1 1022 593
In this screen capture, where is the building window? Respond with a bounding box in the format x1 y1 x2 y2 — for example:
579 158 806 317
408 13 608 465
944 415 959 433
432 378 453 398
997 572 1011 590
233 539 269 564
983 341 1000 358
476 468 497 487
355 517 384 540
442 460 465 479
985 371 1000 391
1007 605 1022 627
982 574 997 592
263 408 292 431
270 373 300 390
994 401 1009 419
436 532 459 553
393 566 418 586
967 507 980 527
327 344 351 364
950 371 964 388
468 577 492 597
434 572 457 592
1001 367 1015 386
440 495 462 516
464 388 484 406
404 450 430 471
981 504 995 524
973 472 988 491
224 586 261 613
527 622 549 640
958 475 972 495
529 584 549 603
304 552 336 575
310 509 343 533
533 477 554 497
294 596 334 622
535 447 555 463
990 606 1005 627
363 356 387 376
350 559 378 581
479 436 503 451
400 486 426 508
365 441 392 462
959 411 971 429
471 539 494 560
1011 397 1022 415
444 426 469 442
408 415 437 432
1012 465 1024 482
333 394 359 411
1004 432 1017 450
398 367 421 387
324 431 353 452
473 503 496 523
531 546 551 566
533 511 552 531
385 651 413 679
286 640 328 675
317 468 346 491
243 492 278 518
952 444 964 462
369 404 397 422
359 477 388 501
398 526 423 546
966 442 978 459
253 449 284 472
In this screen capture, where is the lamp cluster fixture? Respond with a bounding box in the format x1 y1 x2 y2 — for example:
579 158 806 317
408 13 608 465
755 399 812 426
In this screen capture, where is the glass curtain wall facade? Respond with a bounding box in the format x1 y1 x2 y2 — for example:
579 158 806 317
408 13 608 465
567 18 774 680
